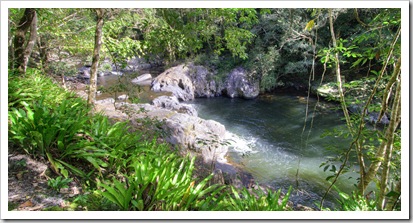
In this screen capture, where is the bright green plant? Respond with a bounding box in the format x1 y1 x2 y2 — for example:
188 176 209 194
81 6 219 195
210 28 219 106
8 71 111 178
224 186 292 211
8 68 69 109
9 97 88 154
98 178 134 211
47 176 73 192
335 189 378 211
99 153 227 211
72 191 119 211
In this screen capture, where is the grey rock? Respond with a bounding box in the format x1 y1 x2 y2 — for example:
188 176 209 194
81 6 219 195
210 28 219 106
131 73 152 86
311 82 340 101
77 67 90 79
348 103 390 125
186 64 223 98
151 64 195 101
117 94 129 101
162 113 227 163
95 98 115 104
223 67 259 99
111 71 123 76
151 63 224 101
113 102 227 164
152 96 197 116
368 112 390 125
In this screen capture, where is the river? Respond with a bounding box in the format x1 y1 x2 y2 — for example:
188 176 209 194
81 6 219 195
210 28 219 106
95 73 360 210
189 94 359 209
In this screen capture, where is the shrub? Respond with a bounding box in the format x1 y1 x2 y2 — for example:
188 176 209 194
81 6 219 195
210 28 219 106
8 68 69 109
223 186 292 211
47 176 73 192
99 154 226 211
336 190 378 211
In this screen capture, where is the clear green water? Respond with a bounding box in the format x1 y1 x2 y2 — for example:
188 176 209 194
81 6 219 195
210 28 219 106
190 94 359 209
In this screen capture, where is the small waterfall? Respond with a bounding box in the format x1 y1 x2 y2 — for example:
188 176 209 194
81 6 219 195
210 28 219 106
224 131 259 155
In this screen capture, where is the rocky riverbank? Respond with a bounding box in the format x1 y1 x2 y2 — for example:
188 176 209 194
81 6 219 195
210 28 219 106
89 94 259 191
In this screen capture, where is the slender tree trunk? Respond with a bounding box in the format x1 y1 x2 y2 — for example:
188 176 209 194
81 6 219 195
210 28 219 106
37 36 50 70
377 74 401 210
87 9 105 106
14 8 37 74
329 9 366 191
359 55 401 194
8 9 14 69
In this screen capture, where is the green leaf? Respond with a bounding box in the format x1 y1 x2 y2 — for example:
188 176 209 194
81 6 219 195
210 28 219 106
386 191 400 197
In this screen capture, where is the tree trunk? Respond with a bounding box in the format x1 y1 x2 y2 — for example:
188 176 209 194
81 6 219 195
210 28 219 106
378 74 401 210
329 9 366 192
359 61 401 194
8 9 15 69
14 8 37 74
87 9 105 106
37 36 50 70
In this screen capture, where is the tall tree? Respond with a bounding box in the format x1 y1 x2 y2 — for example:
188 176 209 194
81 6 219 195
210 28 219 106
87 8 105 106
13 8 37 73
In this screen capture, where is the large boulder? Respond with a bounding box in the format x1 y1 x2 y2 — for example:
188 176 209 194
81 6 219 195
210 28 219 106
185 64 223 98
151 63 224 101
223 67 259 99
163 113 228 163
151 64 195 101
113 102 228 164
78 66 91 79
152 96 198 116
